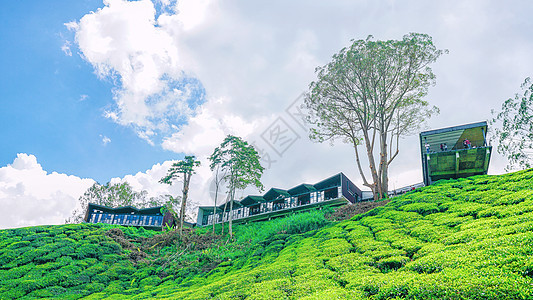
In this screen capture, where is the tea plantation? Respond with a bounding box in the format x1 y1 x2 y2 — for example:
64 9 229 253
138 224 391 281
2 169 533 299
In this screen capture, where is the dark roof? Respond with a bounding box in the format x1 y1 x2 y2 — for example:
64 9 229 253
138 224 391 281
263 188 291 201
87 203 163 215
313 173 342 190
420 121 487 137
218 200 242 211
240 195 265 206
198 206 223 213
288 184 317 196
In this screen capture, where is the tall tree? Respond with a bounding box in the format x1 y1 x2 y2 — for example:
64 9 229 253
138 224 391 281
210 164 227 234
492 77 533 171
66 181 151 223
305 33 443 200
209 135 264 237
160 156 201 235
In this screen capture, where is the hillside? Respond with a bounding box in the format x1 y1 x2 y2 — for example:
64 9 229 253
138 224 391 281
2 169 533 299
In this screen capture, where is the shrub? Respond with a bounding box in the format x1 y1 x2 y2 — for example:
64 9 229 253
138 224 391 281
139 275 162 289
400 202 439 215
376 255 410 272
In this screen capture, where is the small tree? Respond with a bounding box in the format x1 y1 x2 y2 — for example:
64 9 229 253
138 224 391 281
209 135 264 237
492 77 533 171
160 195 181 230
160 156 201 235
305 33 443 200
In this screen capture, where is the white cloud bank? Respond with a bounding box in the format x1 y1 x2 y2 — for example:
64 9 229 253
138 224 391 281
0 154 95 229
0 154 202 229
68 0 204 143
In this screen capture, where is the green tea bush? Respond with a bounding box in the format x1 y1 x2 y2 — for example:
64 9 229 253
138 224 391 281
318 238 352 258
376 255 410 272
400 202 440 215
381 210 422 223
139 275 162 289
2 170 533 299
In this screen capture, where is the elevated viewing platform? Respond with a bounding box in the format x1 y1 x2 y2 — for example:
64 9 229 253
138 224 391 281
197 173 362 226
420 121 492 185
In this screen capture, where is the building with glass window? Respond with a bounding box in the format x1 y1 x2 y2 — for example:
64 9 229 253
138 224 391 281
420 121 492 186
197 172 362 226
84 203 171 230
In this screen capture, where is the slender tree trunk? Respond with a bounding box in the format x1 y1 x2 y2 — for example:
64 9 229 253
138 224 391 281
179 172 190 236
363 130 381 201
221 197 229 235
212 167 220 234
212 189 218 234
228 175 235 238
379 130 389 198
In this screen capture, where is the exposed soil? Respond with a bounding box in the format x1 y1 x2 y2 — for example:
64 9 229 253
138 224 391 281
325 200 390 221
105 227 222 264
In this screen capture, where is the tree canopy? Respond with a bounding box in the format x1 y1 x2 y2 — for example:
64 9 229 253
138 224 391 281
160 155 201 234
209 135 264 236
492 77 533 171
306 33 443 200
66 181 161 224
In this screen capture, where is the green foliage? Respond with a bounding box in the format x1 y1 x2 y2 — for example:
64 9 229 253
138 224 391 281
305 33 444 199
67 181 164 224
160 155 201 232
492 77 533 171
209 135 265 193
209 134 265 236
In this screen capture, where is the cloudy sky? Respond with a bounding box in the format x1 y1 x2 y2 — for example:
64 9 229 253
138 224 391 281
1 0 532 229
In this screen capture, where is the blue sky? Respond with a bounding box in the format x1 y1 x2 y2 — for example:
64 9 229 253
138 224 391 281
1 0 532 229
0 0 183 183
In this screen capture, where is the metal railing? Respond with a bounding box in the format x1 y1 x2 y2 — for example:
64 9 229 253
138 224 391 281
201 187 342 226
89 213 163 227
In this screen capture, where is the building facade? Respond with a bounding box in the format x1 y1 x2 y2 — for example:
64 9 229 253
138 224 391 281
420 121 492 186
197 172 362 226
84 203 171 230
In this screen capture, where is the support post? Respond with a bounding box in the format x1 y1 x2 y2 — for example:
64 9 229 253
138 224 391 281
455 151 460 177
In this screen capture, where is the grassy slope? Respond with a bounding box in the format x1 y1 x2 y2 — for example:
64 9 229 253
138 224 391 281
2 169 533 299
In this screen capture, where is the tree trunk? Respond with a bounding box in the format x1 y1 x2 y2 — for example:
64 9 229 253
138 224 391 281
228 180 235 238
212 168 220 234
179 172 190 236
221 197 229 235
379 131 389 199
363 130 381 201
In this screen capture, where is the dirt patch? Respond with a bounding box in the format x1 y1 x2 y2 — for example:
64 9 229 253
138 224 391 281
105 227 223 264
105 228 148 262
326 200 390 221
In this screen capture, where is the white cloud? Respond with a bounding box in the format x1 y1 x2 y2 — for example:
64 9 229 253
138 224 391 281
79 94 89 101
100 135 111 145
61 40 72 56
175 0 212 31
110 160 180 199
64 21 79 31
70 0 202 142
109 159 210 221
161 97 261 156
0 154 94 229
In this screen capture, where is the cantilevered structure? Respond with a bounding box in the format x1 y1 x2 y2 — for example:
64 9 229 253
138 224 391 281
84 203 193 230
420 121 492 186
196 172 362 226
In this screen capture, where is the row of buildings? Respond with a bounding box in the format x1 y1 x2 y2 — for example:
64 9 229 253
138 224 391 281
84 121 492 230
